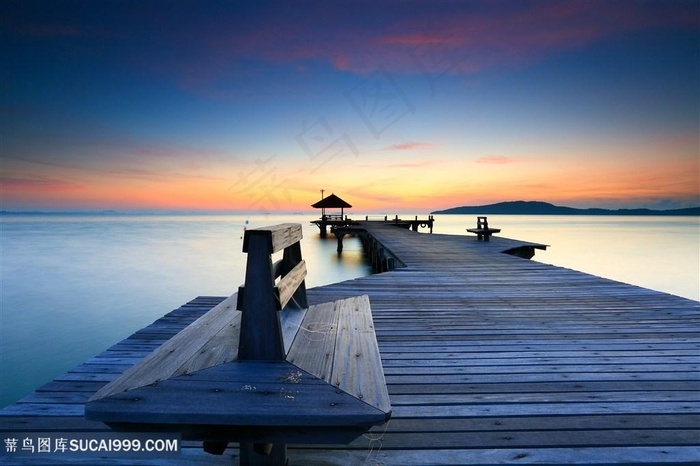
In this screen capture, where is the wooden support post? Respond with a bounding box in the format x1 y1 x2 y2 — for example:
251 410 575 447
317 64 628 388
238 224 307 361
236 224 308 466
336 232 345 252
203 441 228 455
240 442 287 466
238 234 285 361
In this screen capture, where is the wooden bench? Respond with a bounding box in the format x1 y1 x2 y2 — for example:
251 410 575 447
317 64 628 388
86 223 390 465
466 216 501 241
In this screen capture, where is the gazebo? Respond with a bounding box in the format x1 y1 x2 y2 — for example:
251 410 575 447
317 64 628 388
310 193 353 237
311 193 352 221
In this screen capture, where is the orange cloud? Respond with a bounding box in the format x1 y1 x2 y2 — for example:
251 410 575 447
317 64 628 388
383 142 436 151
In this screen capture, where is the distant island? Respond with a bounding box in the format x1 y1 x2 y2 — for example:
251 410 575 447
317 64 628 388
432 201 700 216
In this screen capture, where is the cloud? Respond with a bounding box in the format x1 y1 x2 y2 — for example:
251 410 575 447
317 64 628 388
475 156 519 165
369 1 697 76
103 167 225 183
0 175 81 192
7 1 693 97
182 1 696 79
383 142 436 151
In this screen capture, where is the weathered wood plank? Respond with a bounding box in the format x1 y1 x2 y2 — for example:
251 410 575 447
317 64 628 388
381 355 700 366
331 295 391 414
390 401 699 417
374 413 700 432
381 363 700 375
382 371 699 384
85 361 386 427
388 390 699 405
340 428 700 449
275 259 307 309
242 223 303 254
33 380 108 393
289 446 700 465
279 307 307 354
286 300 340 381
1 445 238 466
387 380 699 395
175 311 241 376
88 293 240 401
0 415 111 431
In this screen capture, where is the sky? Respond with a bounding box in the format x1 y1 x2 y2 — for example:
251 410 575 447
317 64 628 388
1 0 699 213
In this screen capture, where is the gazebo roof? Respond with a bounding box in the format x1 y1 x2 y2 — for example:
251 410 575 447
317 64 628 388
311 193 352 209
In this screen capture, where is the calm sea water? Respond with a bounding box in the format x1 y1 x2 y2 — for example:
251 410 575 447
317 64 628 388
428 215 699 302
1 212 698 408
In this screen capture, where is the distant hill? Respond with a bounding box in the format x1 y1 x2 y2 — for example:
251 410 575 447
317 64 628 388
432 201 700 216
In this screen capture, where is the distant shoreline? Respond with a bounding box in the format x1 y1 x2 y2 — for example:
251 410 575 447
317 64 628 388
2 201 699 217
431 201 700 216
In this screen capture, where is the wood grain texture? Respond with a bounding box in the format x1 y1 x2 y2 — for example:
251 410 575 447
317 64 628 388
238 234 285 361
286 296 390 414
243 223 303 254
275 260 307 310
330 295 391 414
279 307 307 354
286 300 340 381
85 361 387 427
88 293 240 401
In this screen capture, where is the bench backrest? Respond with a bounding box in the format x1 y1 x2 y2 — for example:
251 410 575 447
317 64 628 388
237 223 308 361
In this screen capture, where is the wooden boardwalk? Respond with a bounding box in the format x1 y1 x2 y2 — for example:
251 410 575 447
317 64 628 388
2 222 699 465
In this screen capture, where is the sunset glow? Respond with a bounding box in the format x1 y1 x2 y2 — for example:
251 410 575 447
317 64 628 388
1 1 698 213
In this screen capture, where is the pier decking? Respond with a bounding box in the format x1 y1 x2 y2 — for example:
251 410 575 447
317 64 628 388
312 214 435 238
2 222 699 465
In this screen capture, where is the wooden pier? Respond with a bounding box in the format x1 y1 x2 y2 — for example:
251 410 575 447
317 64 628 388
1 222 699 465
310 215 356 238
312 214 434 238
363 215 435 233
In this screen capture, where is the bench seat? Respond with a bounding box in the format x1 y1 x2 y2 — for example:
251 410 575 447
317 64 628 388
467 227 501 241
85 361 386 443
86 224 389 464
85 295 390 444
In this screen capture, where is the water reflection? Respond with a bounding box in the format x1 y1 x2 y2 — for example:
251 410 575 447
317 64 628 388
301 229 372 287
